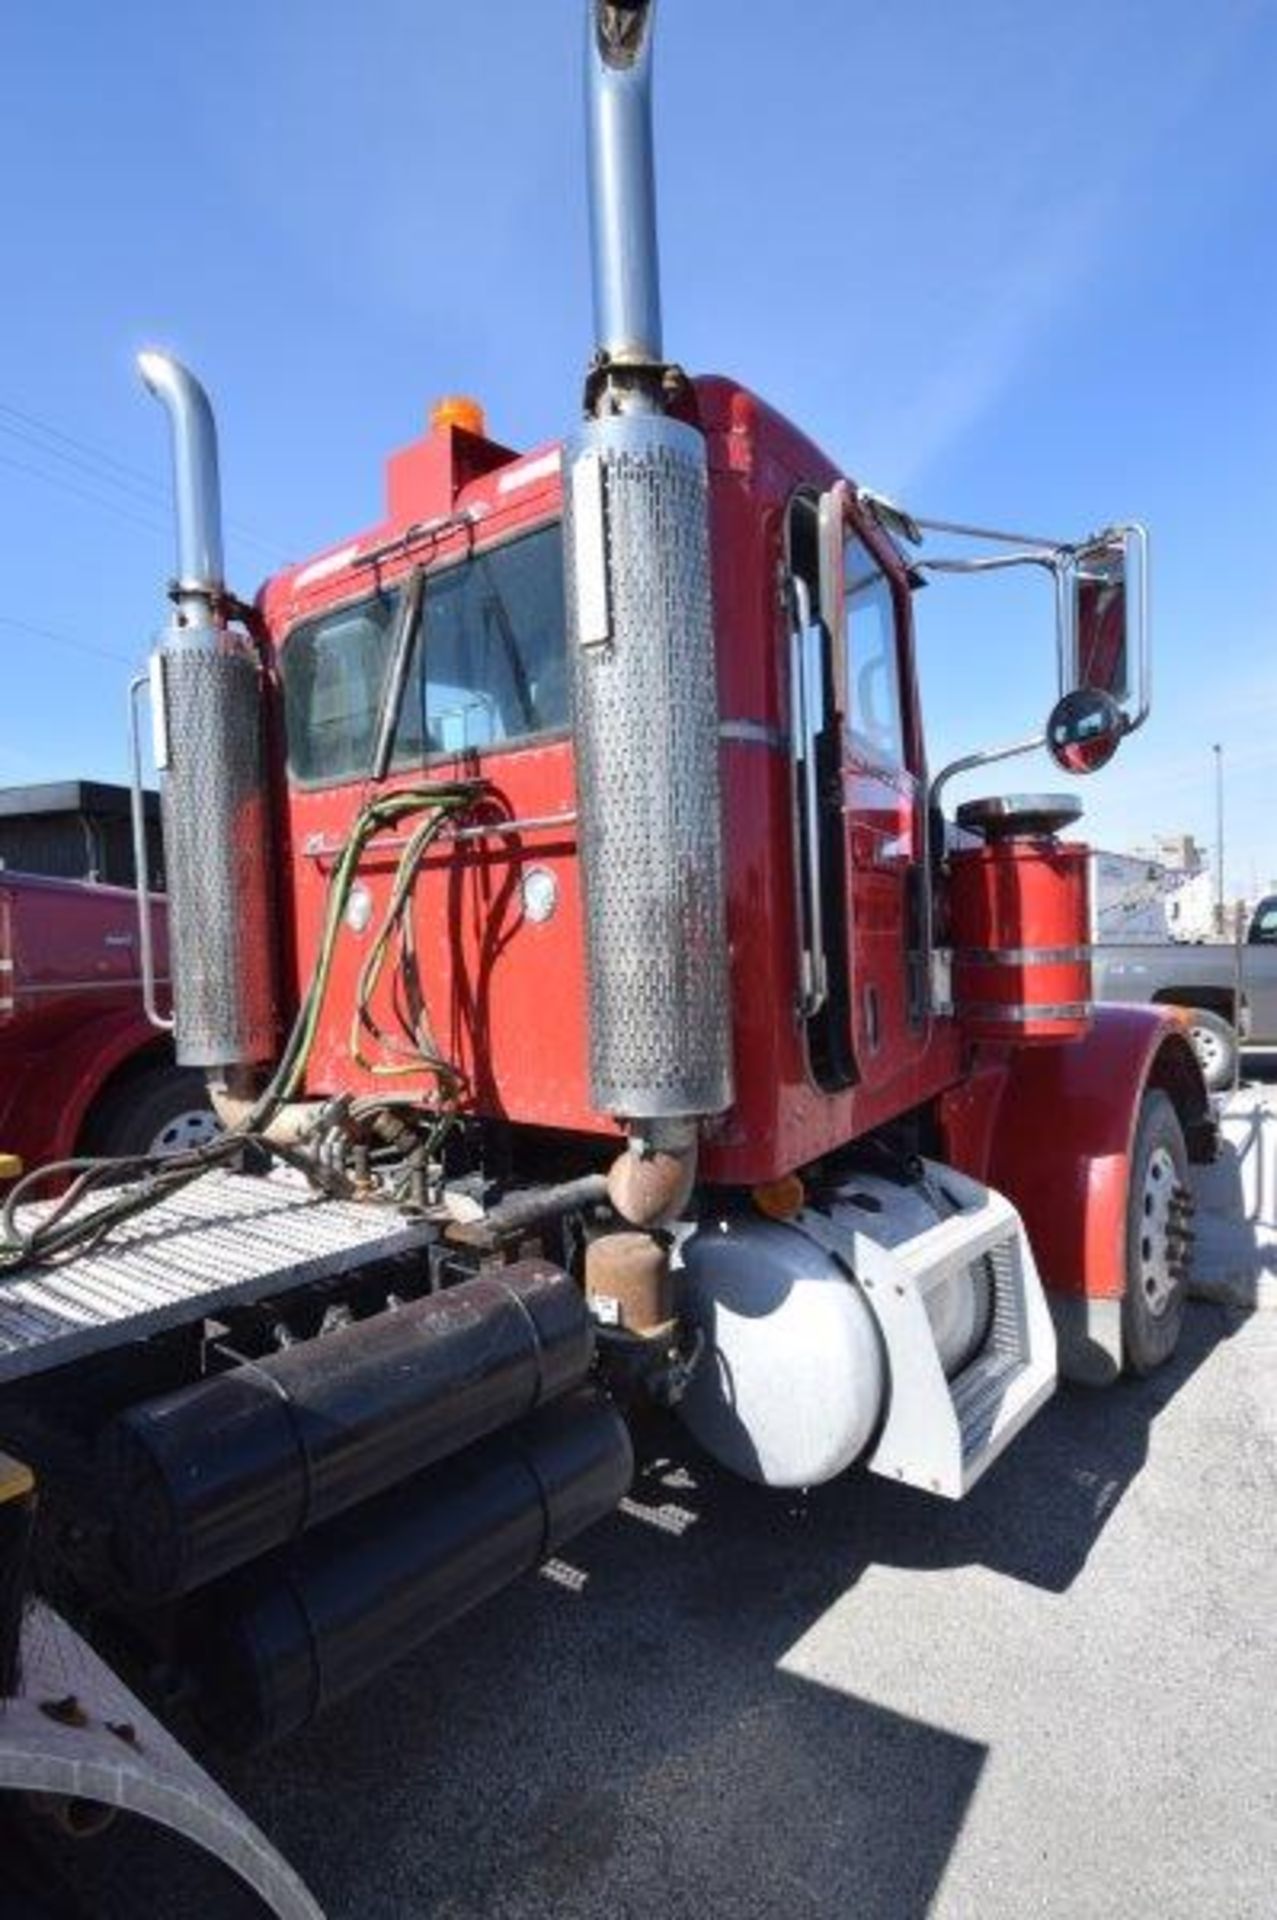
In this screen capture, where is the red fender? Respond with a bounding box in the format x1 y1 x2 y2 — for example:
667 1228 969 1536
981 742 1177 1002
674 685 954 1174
940 1005 1212 1378
0 1012 168 1169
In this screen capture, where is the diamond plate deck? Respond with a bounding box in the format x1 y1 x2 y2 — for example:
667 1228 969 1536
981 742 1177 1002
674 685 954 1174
0 1171 433 1385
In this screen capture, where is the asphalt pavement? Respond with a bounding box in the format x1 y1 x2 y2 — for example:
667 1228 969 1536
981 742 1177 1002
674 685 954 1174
226 1297 1277 1920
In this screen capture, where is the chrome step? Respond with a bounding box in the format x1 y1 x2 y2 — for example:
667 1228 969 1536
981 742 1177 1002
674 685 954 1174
803 1161 1057 1499
951 1351 1025 1461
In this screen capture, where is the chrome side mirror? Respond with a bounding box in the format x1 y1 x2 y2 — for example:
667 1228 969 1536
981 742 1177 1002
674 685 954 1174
1045 687 1126 775
1062 524 1149 732
1075 537 1128 696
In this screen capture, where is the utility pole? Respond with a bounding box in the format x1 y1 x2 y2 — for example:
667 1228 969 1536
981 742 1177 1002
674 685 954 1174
1213 742 1225 937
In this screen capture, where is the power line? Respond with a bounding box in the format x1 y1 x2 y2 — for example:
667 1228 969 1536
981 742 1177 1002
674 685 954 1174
0 611 136 668
0 394 287 554
0 395 289 561
0 410 180 515
0 399 169 498
0 447 172 543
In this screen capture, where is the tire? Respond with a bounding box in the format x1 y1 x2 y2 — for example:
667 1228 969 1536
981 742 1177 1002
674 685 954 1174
82 1064 220 1160
1184 1006 1237 1092
1121 1089 1193 1375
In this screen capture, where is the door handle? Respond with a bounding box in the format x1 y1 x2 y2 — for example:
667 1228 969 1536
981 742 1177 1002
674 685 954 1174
790 579 828 1019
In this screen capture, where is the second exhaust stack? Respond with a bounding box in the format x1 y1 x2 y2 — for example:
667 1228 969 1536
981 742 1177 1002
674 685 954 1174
565 1 733 1129
139 352 276 1071
585 0 664 370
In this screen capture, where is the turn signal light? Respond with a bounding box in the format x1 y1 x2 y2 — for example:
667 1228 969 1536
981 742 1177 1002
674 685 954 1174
0 1451 34 1504
752 1175 805 1221
430 395 487 437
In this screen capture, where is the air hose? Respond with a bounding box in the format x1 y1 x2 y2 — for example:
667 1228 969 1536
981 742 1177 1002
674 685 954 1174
241 780 478 1126
0 780 480 1273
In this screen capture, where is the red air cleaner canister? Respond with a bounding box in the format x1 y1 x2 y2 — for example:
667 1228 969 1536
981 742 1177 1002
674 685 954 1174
948 797 1091 1044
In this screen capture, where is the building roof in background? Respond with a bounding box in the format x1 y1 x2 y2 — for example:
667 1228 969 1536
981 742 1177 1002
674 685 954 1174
0 780 158 821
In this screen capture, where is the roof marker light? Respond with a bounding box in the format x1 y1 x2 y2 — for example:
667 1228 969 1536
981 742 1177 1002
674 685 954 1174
430 396 487 437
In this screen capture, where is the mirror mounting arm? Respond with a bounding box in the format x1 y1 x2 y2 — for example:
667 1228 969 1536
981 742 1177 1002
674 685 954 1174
928 733 1048 833
919 730 1047 1020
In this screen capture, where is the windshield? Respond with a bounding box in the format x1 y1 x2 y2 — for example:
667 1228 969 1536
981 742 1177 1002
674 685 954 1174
282 523 567 787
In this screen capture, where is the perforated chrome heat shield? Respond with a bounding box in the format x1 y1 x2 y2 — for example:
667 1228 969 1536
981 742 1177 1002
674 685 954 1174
158 632 275 1066
564 411 732 1118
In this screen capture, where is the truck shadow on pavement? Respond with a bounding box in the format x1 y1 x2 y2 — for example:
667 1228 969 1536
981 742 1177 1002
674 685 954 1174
229 1518 987 1920
845 1297 1240 1594
1193 1073 1277 1305
226 1303 1235 1920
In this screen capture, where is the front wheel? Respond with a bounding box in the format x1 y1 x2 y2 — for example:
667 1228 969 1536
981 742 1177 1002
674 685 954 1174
1122 1089 1193 1375
1184 1006 1238 1092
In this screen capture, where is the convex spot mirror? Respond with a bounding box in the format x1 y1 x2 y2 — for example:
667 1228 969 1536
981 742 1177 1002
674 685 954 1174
1046 687 1126 774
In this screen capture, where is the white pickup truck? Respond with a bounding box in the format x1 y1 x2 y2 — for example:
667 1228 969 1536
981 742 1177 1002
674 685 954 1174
1092 892 1277 1089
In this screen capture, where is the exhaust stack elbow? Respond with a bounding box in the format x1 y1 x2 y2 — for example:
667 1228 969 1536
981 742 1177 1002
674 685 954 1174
585 1 663 370
137 350 276 1071
137 349 226 617
606 1120 697 1229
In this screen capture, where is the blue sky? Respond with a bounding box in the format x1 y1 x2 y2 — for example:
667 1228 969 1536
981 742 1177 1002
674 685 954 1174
2 0 1274 894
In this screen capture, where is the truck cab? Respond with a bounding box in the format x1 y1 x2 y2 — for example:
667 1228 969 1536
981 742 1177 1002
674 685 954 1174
259 378 962 1181
1249 896 1277 944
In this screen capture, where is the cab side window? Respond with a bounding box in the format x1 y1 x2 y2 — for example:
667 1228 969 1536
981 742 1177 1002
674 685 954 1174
845 536 906 770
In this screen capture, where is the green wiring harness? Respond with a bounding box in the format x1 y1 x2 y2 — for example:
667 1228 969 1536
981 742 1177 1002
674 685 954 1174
0 780 480 1274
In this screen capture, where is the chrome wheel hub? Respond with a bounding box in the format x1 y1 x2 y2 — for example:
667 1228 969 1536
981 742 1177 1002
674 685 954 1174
1189 1024 1224 1076
149 1108 221 1157
1137 1144 1193 1316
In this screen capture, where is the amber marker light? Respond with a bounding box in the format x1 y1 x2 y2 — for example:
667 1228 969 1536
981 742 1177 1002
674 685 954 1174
752 1175 806 1221
430 395 487 436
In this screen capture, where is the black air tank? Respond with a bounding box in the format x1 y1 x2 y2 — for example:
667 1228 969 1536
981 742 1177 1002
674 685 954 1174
106 1261 592 1600
189 1389 632 1750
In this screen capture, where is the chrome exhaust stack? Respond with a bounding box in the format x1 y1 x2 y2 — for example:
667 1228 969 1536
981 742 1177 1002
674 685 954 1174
566 2 733 1224
139 352 275 1070
137 353 227 619
585 0 664 381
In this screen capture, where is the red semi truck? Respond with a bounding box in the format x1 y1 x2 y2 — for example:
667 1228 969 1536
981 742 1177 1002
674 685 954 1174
0 4 1211 1908
0 869 214 1174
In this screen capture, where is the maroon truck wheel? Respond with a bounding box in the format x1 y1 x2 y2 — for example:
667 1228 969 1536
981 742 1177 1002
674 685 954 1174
82 1065 219 1160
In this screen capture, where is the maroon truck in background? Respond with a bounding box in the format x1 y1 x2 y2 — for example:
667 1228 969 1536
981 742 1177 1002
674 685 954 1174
0 870 215 1173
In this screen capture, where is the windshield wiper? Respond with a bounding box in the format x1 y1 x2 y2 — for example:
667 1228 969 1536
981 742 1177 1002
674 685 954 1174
370 565 426 781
